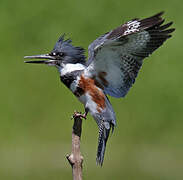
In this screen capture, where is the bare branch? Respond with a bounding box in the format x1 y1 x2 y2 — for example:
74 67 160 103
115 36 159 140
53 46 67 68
67 114 84 180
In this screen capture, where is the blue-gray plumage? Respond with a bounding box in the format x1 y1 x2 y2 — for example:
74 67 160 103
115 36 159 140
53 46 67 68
24 12 174 166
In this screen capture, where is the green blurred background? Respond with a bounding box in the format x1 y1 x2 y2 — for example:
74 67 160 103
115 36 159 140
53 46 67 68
0 0 183 179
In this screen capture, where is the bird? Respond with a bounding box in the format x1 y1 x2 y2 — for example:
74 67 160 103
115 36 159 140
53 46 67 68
24 12 174 166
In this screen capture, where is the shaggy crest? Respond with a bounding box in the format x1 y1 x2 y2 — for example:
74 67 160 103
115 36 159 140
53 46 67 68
52 34 86 64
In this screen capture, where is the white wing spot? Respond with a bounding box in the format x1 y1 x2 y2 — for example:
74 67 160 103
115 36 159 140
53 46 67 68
124 20 141 35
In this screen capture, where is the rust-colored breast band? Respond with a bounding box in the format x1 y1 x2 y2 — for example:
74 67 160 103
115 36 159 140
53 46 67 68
78 75 106 112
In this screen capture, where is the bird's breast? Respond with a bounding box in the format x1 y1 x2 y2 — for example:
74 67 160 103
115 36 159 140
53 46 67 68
74 75 106 113
59 69 83 90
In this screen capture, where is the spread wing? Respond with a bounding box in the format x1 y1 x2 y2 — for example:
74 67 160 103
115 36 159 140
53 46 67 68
85 12 175 98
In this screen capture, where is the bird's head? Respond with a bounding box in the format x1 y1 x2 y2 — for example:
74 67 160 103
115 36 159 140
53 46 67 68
24 35 86 67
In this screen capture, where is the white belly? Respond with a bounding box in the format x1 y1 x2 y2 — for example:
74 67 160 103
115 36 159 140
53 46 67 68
78 93 98 114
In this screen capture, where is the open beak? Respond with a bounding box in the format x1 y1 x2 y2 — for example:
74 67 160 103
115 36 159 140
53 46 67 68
24 54 58 65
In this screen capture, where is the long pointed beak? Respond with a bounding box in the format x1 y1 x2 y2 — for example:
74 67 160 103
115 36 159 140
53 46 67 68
24 54 57 65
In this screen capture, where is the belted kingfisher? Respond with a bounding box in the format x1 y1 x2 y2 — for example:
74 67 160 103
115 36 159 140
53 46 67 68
24 12 174 165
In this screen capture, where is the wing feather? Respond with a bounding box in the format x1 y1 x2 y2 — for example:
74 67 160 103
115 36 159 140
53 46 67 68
86 12 175 97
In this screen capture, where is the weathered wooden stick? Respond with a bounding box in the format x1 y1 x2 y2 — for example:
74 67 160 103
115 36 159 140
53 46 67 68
66 114 84 180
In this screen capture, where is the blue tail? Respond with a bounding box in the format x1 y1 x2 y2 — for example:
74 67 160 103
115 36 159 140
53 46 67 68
96 120 114 166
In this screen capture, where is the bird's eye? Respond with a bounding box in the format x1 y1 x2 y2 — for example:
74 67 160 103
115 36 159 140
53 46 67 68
50 52 57 56
58 52 65 57
50 52 65 57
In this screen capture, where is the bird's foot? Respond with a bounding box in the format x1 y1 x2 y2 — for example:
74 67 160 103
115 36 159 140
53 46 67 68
72 111 87 120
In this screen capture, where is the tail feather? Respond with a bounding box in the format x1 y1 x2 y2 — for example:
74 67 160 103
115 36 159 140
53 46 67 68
96 121 113 166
